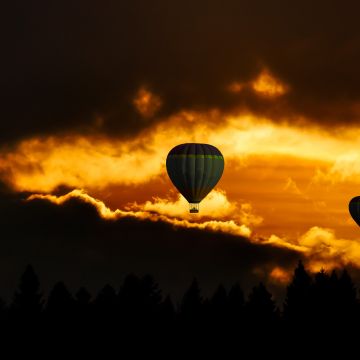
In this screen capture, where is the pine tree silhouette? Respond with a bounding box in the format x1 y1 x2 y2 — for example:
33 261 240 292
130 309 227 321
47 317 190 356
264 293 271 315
117 273 163 335
94 284 117 311
334 269 358 326
283 260 312 324
76 287 91 305
140 274 162 316
159 294 176 333
179 278 205 342
160 295 175 320
180 278 203 319
311 268 332 324
93 284 118 333
246 282 277 328
210 284 227 324
0 297 6 325
12 264 43 318
4 261 360 347
46 281 74 316
44 281 75 338
338 269 357 305
228 283 245 331
118 273 141 313
71 286 92 338
228 283 244 314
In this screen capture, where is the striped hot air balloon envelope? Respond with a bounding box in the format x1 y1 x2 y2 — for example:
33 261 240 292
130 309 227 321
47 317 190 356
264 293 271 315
166 143 225 213
349 196 360 227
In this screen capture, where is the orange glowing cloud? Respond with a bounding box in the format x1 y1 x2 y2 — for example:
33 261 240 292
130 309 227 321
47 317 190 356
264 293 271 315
27 190 252 237
251 69 287 97
0 135 165 192
128 189 262 226
297 226 360 271
1 111 359 193
133 87 162 118
227 81 245 93
26 188 360 273
260 226 360 271
22 172 360 275
269 266 292 284
312 151 360 184
3 103 360 273
228 69 288 97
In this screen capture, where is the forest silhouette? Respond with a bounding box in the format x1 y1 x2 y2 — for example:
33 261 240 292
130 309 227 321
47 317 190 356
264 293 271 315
1 261 359 349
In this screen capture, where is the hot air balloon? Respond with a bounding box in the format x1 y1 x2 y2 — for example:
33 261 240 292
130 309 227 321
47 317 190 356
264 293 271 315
349 196 360 227
166 143 224 213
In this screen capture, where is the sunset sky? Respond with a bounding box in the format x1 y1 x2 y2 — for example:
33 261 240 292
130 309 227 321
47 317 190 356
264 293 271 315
2 0 360 298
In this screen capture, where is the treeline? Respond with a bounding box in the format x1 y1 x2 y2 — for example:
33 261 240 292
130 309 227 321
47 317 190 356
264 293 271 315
0 261 358 343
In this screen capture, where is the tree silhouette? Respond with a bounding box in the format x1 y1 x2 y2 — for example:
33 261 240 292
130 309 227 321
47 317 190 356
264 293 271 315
140 274 162 316
74 286 92 330
94 284 117 311
159 294 176 331
228 283 244 312
283 260 312 324
180 278 203 319
76 287 91 305
46 281 74 316
179 277 206 343
0 298 6 323
118 273 141 309
310 268 332 324
12 264 43 318
92 283 118 335
210 284 227 324
246 282 277 327
44 281 75 338
228 283 245 330
160 295 175 319
334 269 358 325
3 261 360 347
118 273 162 329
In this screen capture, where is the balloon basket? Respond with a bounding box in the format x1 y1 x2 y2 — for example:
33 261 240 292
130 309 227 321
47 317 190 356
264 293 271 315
189 203 199 213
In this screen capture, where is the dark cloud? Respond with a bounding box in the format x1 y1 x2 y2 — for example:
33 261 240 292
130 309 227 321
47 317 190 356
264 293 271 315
0 181 299 302
2 0 360 144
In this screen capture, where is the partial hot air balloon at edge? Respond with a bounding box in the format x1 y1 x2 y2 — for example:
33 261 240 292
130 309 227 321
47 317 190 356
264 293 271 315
349 196 360 227
166 143 225 213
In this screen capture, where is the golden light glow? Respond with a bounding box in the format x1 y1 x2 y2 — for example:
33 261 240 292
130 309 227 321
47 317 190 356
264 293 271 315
2 112 359 193
0 135 165 192
313 152 360 184
3 105 360 273
251 69 287 97
27 189 360 271
133 87 162 118
269 267 292 284
28 190 252 238
258 225 360 271
128 189 263 226
228 81 245 93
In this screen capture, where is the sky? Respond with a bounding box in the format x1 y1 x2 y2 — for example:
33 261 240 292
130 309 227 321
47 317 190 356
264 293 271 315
1 0 360 299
